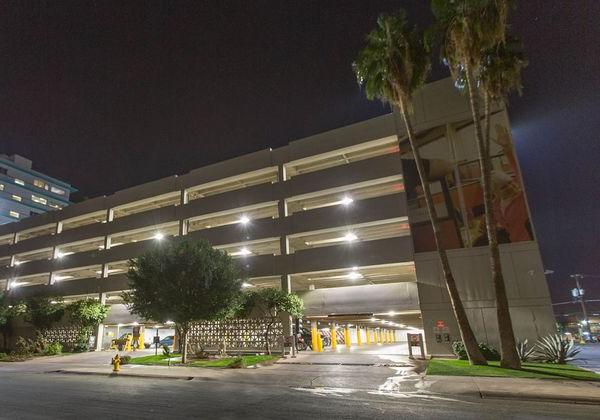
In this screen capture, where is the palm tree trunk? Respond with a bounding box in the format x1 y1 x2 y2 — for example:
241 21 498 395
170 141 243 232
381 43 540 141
398 97 487 365
464 68 521 369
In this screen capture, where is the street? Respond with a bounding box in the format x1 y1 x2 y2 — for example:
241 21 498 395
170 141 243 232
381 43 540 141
0 371 597 419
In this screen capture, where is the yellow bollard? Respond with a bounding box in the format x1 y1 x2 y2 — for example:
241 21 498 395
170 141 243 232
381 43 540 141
356 326 362 346
366 328 371 345
317 331 323 352
311 322 319 352
344 326 351 348
331 324 337 351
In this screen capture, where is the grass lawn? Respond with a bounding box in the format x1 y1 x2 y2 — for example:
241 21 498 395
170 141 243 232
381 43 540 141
427 359 600 381
129 353 278 368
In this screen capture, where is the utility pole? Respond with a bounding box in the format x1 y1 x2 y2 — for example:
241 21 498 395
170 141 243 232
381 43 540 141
570 274 590 338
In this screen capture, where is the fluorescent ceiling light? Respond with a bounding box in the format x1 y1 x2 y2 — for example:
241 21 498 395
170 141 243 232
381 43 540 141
153 232 164 240
344 233 358 242
53 275 74 281
239 215 250 224
340 196 354 206
230 248 252 257
347 271 363 280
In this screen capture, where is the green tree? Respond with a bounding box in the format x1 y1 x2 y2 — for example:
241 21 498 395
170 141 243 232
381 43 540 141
24 296 65 334
122 239 242 363
353 10 487 364
240 288 304 354
66 298 110 351
431 0 522 369
0 293 25 350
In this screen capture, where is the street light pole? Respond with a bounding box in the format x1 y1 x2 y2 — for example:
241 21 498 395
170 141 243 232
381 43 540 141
570 274 590 337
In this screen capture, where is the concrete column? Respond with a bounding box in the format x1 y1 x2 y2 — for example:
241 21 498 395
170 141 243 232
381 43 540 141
95 293 107 351
280 274 294 357
179 189 188 236
356 326 362 346
366 327 371 345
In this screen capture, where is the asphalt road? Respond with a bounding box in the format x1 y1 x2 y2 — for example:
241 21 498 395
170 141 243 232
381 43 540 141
0 372 597 419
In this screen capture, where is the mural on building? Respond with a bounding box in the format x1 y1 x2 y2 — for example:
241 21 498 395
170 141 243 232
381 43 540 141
402 111 533 252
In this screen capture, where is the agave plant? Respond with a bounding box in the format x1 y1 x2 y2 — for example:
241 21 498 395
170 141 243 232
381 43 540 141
516 339 536 362
535 334 580 364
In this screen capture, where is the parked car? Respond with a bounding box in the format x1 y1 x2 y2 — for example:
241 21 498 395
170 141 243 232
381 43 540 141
159 336 174 347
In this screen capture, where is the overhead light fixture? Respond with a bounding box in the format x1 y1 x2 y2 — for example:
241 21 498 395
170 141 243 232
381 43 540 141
388 311 396 316
241 282 254 288
370 317 377 322
153 232 164 240
13 260 22 266
347 271 363 280
132 322 139 326
239 215 250 225
229 248 252 257
53 275 74 281
340 196 354 206
344 233 358 242
165 320 175 325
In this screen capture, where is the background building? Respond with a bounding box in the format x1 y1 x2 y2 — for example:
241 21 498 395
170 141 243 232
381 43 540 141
0 154 75 224
0 79 555 355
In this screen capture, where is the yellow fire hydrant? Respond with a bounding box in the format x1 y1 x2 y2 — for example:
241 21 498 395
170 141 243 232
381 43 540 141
112 354 121 372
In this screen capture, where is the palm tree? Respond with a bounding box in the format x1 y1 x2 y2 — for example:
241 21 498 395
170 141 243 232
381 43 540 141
353 11 487 365
431 0 521 369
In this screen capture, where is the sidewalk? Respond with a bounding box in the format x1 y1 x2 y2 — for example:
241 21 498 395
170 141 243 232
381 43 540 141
422 375 600 405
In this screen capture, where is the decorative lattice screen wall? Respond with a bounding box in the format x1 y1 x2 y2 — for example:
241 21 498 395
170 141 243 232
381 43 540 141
187 318 283 353
42 326 83 347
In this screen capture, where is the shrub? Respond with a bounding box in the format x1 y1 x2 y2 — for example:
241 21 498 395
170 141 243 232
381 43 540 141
0 352 7 359
43 342 63 356
120 355 131 365
535 334 580 364
14 337 35 356
516 339 536 362
452 341 500 361
72 331 90 353
452 341 467 360
478 343 500 361
162 344 172 357
229 357 244 369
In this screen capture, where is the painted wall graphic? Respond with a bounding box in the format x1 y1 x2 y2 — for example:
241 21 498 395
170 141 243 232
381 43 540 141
402 111 533 253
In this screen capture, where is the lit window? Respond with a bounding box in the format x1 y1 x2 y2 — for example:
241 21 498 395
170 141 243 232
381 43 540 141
11 194 22 202
9 211 19 218
31 195 47 205
14 179 25 186
50 186 65 195
33 179 47 189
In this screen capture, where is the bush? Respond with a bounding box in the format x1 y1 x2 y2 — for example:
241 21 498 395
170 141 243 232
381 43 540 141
0 352 7 359
162 344 172 357
72 331 90 353
14 337 35 357
535 334 580 364
120 355 131 365
478 343 500 361
229 357 244 369
43 342 63 356
452 341 500 361
452 341 467 360
516 339 536 362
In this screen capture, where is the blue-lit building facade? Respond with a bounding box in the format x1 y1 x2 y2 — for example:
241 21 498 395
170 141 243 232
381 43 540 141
0 154 75 224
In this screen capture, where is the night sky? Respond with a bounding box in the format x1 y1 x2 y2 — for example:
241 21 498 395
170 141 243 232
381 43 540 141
1 1 599 306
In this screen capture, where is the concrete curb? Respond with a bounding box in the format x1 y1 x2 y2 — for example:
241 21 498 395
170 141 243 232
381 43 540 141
53 369 209 381
478 391 600 406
